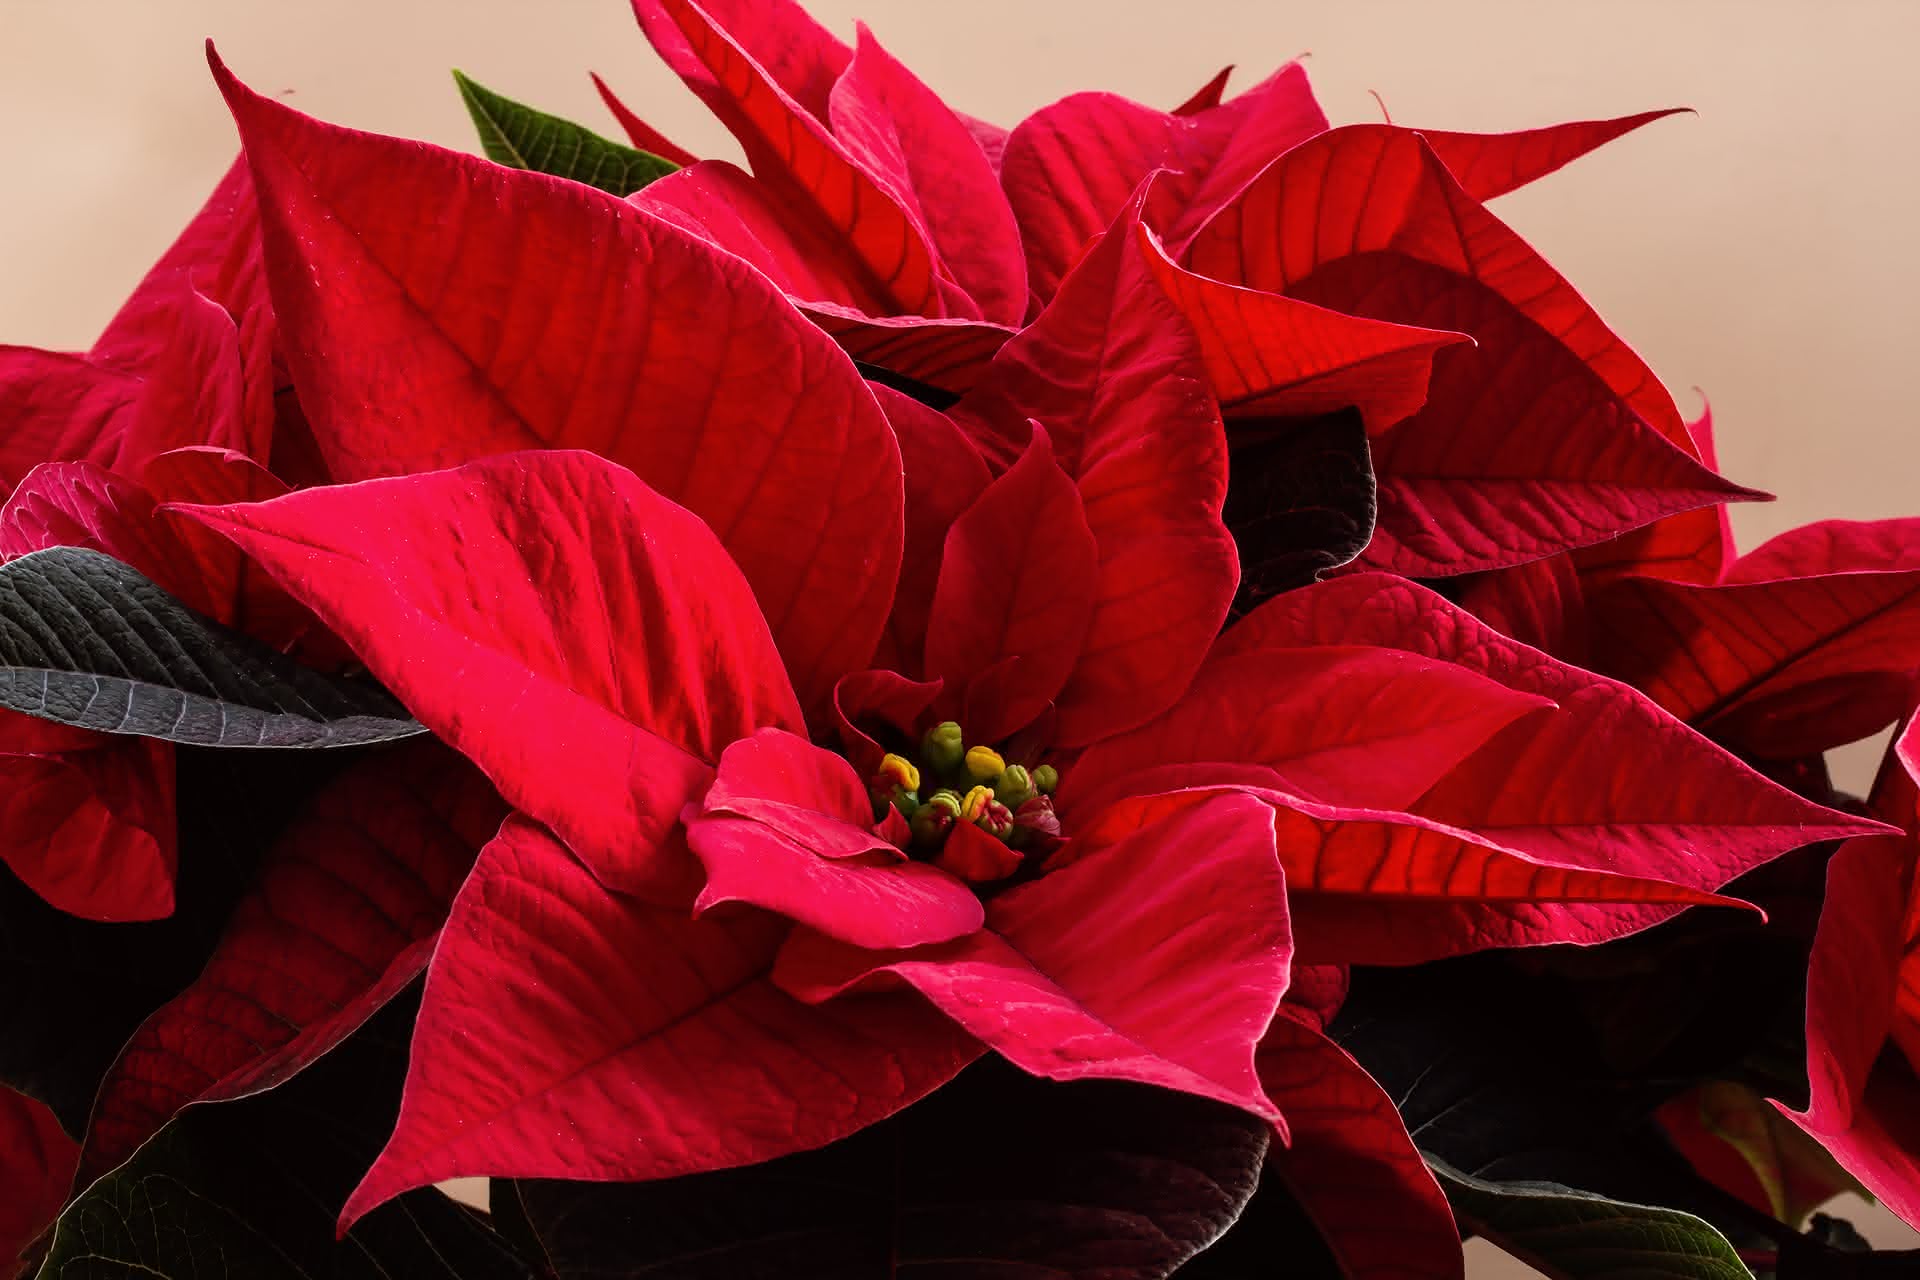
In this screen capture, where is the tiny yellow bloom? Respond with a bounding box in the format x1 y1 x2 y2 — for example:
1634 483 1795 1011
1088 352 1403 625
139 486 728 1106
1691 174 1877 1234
964 745 1006 783
876 752 921 792
960 784 995 824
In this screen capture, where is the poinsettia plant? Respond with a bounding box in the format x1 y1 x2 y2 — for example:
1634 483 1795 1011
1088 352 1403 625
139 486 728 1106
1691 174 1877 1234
5 1 1920 1276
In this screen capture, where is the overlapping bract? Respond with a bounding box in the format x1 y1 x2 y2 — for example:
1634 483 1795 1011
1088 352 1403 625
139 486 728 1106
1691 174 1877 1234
5 0 1919 1273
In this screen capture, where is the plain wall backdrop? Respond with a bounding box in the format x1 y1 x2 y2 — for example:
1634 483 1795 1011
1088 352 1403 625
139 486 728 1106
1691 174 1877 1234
4 0 1918 1270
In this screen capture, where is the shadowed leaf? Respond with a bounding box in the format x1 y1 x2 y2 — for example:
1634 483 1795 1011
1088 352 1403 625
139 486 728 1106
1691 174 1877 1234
37 999 534 1279
0 547 420 747
1431 1160 1751 1280
1222 409 1375 614
506 1061 1268 1279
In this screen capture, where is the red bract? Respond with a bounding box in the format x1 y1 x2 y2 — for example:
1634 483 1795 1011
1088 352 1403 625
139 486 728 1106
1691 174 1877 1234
74 744 506 1188
0 451 309 922
1258 1007 1463 1278
6 4 1911 1273
209 50 902 726
0 159 297 922
0 158 274 488
1000 61 1328 306
1183 125 1763 578
631 0 1025 386
182 438 1775 1237
1782 721 1920 1227
1002 63 1679 308
164 33 1878 1265
1590 518 1920 760
174 123 1823 1226
1212 572 1881 955
0 1087 76 1278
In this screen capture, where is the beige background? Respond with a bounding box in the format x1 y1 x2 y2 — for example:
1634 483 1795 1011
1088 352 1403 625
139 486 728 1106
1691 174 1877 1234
4 0 1918 1270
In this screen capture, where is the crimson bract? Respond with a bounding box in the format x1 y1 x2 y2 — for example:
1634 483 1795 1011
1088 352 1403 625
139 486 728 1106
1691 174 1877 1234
1 3 1917 1277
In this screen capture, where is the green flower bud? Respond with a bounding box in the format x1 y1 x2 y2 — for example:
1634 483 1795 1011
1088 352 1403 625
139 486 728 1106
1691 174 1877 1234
994 764 1034 808
890 789 920 819
1031 764 1059 795
923 721 965 774
910 788 963 846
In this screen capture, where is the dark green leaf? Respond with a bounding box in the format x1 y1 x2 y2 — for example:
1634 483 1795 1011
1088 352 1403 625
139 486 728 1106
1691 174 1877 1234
1431 1160 1752 1280
35 995 534 1280
0 547 421 747
506 1060 1269 1279
1171 1164 1344 1277
1223 408 1376 617
454 70 678 195
1330 961 1689 1194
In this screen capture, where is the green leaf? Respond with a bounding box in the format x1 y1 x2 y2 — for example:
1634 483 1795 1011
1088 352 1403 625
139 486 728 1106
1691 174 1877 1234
0 750 378 1134
1432 1159 1754 1280
35 995 535 1280
505 1061 1270 1278
0 547 422 747
453 70 678 195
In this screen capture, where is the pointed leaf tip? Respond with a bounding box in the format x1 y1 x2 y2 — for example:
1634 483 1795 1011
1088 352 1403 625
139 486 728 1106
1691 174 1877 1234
453 68 677 195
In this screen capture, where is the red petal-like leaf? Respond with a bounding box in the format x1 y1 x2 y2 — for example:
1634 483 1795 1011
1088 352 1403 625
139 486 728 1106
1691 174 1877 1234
1139 227 1467 433
588 70 699 166
698 727 895 859
776 790 1288 1120
1457 552 1591 666
77 745 505 1186
0 349 137 492
1424 109 1689 203
1062 643 1553 815
1075 788 1744 967
1283 964 1351 1032
868 384 990 676
1471 410 1725 659
1589 525 1920 758
213 54 901 714
1260 1013 1464 1280
691 814 982 949
0 1086 76 1280
342 816 978 1228
1001 63 1327 304
688 728 985 949
828 24 1026 323
925 427 1098 742
0 463 224 618
635 160 880 311
0 159 275 494
176 451 798 902
3 451 312 658
830 667 942 779
963 196 1237 745
1218 573 1882 925
632 0 951 317
809 309 1013 390
1186 125 1761 576
0 735 175 923
634 0 849 122
110 287 247 470
637 167 1015 386
139 447 319 655
91 156 278 467
1781 835 1920 1226
1573 398 1734 588
1725 515 1920 584
1173 66 1235 116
